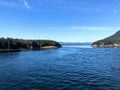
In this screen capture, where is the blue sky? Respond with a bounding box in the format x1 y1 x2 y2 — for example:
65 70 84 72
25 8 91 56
0 0 120 42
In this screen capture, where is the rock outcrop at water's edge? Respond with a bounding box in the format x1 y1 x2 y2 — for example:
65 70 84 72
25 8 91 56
92 30 120 48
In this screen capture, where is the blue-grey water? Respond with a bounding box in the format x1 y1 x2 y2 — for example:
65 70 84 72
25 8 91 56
0 45 120 90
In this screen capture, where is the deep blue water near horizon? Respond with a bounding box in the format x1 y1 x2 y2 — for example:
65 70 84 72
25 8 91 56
0 45 120 90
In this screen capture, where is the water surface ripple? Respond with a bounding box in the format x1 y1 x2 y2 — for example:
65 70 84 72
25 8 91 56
0 46 120 90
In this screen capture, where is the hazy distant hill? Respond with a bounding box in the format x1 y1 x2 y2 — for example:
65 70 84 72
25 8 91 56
92 30 120 47
60 42 92 45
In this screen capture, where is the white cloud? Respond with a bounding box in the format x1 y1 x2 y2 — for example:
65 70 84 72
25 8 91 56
0 0 30 9
37 26 119 31
20 0 30 9
71 26 119 31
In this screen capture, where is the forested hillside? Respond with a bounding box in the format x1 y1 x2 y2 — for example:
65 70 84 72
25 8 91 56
0 38 61 50
92 30 120 47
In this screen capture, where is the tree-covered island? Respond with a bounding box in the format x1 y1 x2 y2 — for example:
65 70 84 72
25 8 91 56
0 37 61 51
92 30 120 48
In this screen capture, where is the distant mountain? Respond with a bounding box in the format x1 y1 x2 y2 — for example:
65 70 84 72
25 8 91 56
60 42 92 45
92 30 120 47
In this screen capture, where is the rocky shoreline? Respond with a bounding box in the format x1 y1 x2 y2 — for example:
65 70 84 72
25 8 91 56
0 46 61 52
41 46 58 49
92 43 120 48
0 49 21 52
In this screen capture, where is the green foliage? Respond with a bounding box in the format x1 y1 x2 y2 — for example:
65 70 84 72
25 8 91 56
0 37 61 49
92 30 120 45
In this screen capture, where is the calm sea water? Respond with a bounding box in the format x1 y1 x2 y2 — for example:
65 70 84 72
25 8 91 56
0 45 120 90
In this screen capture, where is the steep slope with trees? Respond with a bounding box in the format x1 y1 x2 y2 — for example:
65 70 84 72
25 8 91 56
92 30 120 47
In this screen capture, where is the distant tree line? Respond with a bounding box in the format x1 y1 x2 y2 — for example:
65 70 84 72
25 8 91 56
0 37 61 49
